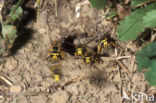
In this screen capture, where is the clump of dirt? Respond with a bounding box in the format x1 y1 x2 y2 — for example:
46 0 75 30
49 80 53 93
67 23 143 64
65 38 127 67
0 0 155 103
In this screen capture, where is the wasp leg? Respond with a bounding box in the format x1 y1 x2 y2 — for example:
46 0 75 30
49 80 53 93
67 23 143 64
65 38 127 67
61 52 65 59
46 53 52 60
52 41 57 45
74 52 78 58
48 48 52 52
110 42 116 48
51 56 55 61
97 44 102 54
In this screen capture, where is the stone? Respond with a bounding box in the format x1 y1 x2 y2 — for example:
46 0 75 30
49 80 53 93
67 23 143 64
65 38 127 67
17 96 28 103
10 85 22 93
39 28 46 34
30 95 47 103
4 58 17 71
52 90 70 103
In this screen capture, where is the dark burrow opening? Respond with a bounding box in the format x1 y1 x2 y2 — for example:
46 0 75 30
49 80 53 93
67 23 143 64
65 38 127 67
61 35 77 56
136 29 153 46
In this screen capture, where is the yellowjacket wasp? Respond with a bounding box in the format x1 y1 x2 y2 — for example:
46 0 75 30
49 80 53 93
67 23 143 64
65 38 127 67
51 64 62 82
47 41 65 62
97 38 116 55
83 52 95 64
74 45 86 58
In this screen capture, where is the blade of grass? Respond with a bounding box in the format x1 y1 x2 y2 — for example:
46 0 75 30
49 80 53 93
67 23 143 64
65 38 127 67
133 0 156 8
55 0 57 17
9 0 23 17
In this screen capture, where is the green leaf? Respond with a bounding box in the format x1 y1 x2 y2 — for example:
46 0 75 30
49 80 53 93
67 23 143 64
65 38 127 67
1 22 17 44
7 6 23 22
11 6 23 20
117 3 156 41
145 60 156 86
136 41 156 71
131 0 147 8
143 10 156 28
89 0 108 9
0 38 6 55
136 41 156 86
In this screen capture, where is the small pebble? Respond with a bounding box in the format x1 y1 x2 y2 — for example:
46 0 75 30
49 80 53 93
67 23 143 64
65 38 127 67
10 85 22 93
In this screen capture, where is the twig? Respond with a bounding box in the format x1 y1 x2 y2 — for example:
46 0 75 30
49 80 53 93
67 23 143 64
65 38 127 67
116 56 131 59
124 0 130 4
130 56 135 78
116 59 130 74
1 77 84 96
134 0 156 8
77 0 89 6
150 29 156 42
101 56 131 60
119 85 123 103
4 91 49 96
0 75 14 86
0 0 4 21
55 0 57 17
140 38 150 45
61 76 83 89
118 65 123 103
85 35 98 45
21 69 30 90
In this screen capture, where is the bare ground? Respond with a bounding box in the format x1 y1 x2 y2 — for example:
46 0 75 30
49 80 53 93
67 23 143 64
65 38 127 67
0 0 156 103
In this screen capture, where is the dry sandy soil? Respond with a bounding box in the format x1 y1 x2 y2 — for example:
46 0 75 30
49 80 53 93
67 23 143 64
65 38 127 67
0 0 156 103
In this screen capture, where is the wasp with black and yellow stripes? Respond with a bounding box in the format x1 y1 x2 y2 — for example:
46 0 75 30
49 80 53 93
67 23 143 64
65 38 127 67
47 41 65 62
83 52 95 63
74 45 86 58
50 64 62 82
97 38 116 55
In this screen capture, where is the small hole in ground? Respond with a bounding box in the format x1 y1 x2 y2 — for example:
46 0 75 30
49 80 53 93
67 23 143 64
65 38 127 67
61 35 77 56
136 29 151 46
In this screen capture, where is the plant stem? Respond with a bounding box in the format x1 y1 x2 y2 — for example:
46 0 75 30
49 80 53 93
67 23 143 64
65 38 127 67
55 0 57 17
134 0 156 8
9 0 22 17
